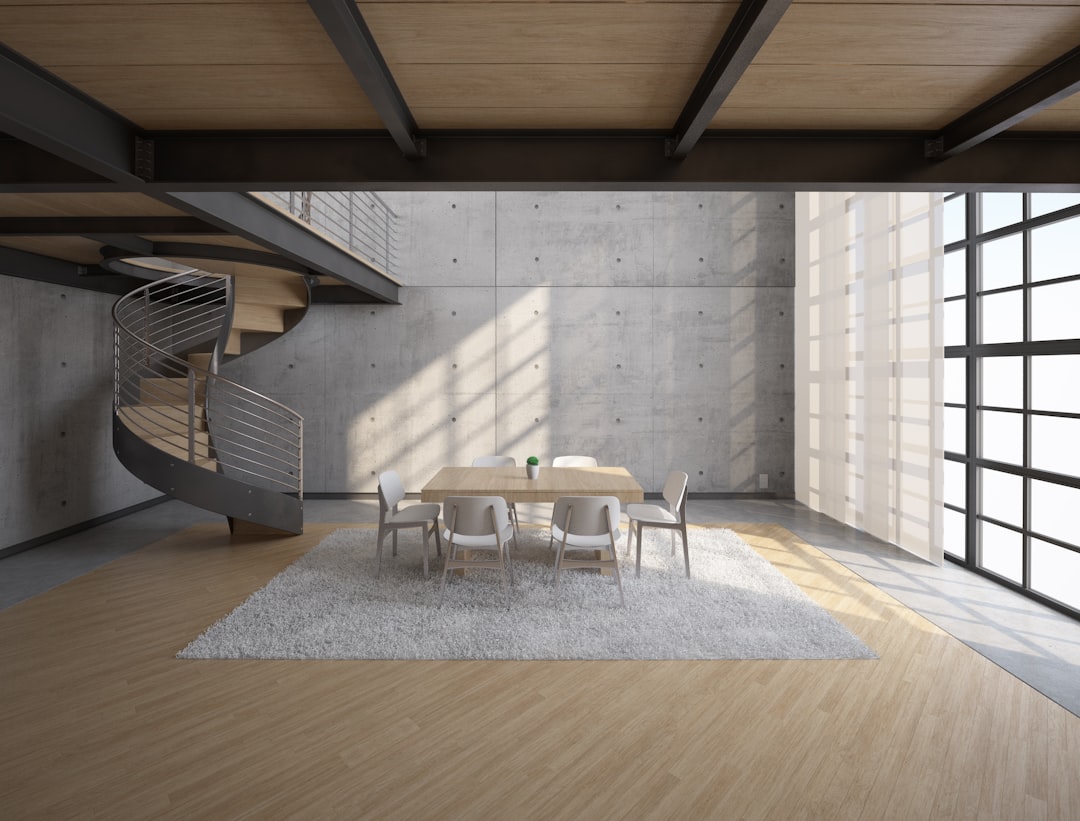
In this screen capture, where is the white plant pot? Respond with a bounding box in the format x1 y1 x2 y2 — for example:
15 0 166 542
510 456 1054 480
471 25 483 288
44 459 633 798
526 464 540 479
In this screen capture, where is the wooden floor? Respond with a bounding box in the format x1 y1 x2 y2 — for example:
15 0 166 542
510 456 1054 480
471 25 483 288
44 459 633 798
2 521 1078 819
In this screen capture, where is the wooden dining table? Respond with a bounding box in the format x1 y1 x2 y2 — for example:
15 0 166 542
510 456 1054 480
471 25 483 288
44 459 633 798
420 465 645 505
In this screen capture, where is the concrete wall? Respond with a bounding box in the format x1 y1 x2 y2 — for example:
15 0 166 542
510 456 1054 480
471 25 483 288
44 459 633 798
0 275 160 550
224 191 795 496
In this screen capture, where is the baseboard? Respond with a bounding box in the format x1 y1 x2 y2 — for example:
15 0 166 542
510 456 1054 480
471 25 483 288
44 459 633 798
304 492 375 499
688 492 787 500
304 491 790 501
0 495 170 560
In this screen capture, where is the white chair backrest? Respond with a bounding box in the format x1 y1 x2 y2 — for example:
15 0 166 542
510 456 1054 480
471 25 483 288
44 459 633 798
552 455 598 468
472 455 516 467
378 470 406 510
552 496 619 537
662 471 689 514
443 495 510 536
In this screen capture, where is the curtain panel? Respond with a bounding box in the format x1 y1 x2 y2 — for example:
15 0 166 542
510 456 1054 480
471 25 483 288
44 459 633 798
795 192 945 564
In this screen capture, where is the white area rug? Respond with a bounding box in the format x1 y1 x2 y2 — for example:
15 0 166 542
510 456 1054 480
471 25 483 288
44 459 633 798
178 526 876 661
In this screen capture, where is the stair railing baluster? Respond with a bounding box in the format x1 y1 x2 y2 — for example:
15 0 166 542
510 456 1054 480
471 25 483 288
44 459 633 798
188 366 199 463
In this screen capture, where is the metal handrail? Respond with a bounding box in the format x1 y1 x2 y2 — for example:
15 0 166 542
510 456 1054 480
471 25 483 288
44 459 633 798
262 191 400 275
112 271 303 497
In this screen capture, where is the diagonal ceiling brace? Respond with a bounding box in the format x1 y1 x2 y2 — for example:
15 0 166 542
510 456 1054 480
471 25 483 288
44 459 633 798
0 245 142 295
667 0 793 160
927 45 1080 159
306 0 425 159
0 42 142 185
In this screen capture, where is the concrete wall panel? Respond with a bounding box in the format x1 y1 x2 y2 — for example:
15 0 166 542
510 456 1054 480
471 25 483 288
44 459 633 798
497 389 656 480
497 192 655 287
496 286 654 398
380 192 496 287
1 277 159 550
653 191 795 287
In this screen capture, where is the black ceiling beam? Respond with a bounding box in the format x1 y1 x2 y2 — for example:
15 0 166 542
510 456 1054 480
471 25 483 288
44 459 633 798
929 46 1080 159
133 131 1080 191
0 217 225 235
86 234 155 256
5 130 1080 192
311 284 386 305
667 0 793 160
0 43 140 186
154 192 400 303
0 138 114 189
0 245 142 295
305 0 424 159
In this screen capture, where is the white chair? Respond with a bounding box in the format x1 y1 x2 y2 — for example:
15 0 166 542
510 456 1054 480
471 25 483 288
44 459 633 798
551 495 624 606
471 455 520 531
552 455 598 468
625 470 690 578
377 470 442 579
439 495 517 608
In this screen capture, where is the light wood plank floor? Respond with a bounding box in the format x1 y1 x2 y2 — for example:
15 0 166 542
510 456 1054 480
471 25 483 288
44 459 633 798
2 521 1077 819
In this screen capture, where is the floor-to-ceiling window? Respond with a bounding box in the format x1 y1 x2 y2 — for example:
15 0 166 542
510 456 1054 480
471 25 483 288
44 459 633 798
943 192 1080 619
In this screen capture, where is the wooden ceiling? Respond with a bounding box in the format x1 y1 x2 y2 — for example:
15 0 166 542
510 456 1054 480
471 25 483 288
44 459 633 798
1 0 1079 292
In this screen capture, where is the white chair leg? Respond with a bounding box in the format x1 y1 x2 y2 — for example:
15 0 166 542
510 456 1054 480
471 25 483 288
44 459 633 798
681 528 690 578
553 542 565 597
500 554 511 609
612 551 625 607
421 529 430 579
375 527 386 577
635 523 644 577
437 543 455 607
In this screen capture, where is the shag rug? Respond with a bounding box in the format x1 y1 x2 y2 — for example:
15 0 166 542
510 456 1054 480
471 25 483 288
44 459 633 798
178 526 876 661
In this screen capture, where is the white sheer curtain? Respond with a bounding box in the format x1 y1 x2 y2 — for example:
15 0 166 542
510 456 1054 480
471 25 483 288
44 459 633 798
795 192 945 564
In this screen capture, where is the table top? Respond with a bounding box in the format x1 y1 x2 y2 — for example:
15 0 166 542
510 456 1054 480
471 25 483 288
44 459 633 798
420 466 645 504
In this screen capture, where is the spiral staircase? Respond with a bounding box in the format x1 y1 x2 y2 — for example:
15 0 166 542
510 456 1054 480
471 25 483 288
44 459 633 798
109 192 399 535
112 267 308 534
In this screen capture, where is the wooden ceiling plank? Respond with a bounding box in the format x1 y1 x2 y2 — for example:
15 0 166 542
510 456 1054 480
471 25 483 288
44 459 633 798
410 107 684 130
362 2 740 66
393 63 705 111
0 4 335 67
55 64 382 130
756 5 1080 67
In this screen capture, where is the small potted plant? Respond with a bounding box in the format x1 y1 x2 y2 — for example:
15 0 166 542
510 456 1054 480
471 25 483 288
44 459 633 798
526 455 540 479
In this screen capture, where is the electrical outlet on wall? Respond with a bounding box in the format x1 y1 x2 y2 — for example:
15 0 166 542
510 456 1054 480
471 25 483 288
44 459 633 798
758 474 769 490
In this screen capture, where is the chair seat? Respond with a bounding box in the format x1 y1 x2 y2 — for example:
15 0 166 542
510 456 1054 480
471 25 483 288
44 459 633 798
442 523 515 548
551 523 622 547
388 503 441 525
627 503 679 525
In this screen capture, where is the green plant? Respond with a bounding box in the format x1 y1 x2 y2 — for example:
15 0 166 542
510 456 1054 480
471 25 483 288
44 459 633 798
526 456 539 466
